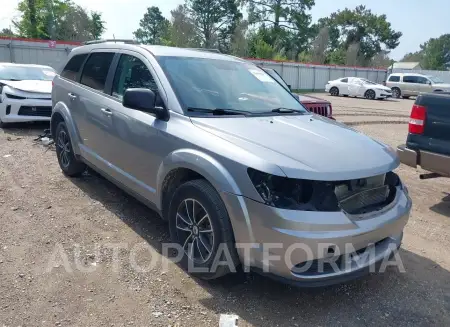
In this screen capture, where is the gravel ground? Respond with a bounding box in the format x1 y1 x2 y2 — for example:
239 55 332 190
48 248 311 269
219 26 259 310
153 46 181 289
1 95 449 327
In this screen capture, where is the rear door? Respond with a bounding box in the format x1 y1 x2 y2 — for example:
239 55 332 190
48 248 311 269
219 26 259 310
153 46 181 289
76 50 116 159
402 75 419 96
348 78 364 96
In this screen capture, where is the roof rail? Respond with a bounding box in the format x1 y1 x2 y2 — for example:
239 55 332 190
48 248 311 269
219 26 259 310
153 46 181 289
83 39 140 45
187 48 221 53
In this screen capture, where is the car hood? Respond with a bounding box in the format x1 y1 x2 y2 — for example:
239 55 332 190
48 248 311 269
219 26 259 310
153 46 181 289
191 115 399 180
376 85 392 92
0 80 52 94
297 94 329 103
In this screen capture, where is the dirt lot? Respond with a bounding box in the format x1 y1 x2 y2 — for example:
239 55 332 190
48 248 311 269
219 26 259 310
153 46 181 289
1 95 449 327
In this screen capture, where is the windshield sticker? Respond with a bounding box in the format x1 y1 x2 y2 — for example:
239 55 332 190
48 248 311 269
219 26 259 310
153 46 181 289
248 69 275 83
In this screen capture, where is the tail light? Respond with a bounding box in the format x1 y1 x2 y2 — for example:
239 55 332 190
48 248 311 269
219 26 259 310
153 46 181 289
409 104 426 134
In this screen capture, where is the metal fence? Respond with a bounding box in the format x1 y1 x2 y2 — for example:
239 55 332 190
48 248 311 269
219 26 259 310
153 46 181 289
0 37 79 71
250 59 388 91
0 36 390 91
391 68 450 83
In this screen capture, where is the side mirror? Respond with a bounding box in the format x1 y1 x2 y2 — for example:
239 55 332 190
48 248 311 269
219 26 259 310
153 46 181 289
123 88 169 121
287 84 292 91
428 81 432 85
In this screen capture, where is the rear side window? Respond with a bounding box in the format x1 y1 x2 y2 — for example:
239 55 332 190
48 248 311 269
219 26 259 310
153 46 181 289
80 52 115 91
61 54 88 81
403 75 418 83
341 78 348 83
388 75 400 82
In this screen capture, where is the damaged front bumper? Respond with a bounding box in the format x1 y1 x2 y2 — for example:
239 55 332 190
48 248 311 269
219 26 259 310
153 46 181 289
221 184 411 287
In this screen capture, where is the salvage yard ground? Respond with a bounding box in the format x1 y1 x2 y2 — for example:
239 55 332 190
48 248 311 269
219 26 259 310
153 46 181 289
1 94 449 327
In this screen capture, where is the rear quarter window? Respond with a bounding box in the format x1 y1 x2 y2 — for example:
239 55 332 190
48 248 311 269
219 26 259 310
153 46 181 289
61 54 88 82
341 78 348 83
388 75 400 82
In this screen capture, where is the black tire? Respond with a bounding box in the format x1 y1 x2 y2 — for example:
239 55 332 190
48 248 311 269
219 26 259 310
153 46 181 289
55 121 86 177
330 87 339 96
391 87 401 98
402 96 410 99
343 94 348 97
168 179 239 280
364 89 376 100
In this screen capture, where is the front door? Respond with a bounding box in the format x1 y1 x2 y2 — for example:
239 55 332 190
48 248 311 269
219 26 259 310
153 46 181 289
416 76 432 94
99 52 167 204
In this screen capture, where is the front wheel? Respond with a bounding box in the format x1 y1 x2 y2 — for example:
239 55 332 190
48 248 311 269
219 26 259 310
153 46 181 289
330 87 339 96
364 89 376 100
55 122 86 177
391 87 401 98
169 179 239 280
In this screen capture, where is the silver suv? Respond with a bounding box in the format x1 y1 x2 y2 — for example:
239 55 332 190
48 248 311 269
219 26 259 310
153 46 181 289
386 73 450 98
51 41 411 286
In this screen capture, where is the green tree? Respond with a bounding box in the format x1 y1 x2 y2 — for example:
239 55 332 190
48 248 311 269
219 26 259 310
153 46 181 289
169 4 201 48
421 34 450 70
14 0 105 41
0 28 16 37
187 0 242 49
90 12 105 40
400 51 423 63
318 5 401 65
133 6 170 45
244 0 315 57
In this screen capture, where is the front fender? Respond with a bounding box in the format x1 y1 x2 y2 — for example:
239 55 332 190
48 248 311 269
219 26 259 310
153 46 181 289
52 101 81 155
156 149 242 209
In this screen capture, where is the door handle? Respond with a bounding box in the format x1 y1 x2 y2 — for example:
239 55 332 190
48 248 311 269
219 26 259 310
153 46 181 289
68 93 77 100
101 108 113 116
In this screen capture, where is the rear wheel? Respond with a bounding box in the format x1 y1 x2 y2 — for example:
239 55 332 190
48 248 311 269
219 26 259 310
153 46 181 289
55 122 86 177
169 179 239 280
391 87 401 98
364 89 376 100
402 96 410 99
330 87 339 96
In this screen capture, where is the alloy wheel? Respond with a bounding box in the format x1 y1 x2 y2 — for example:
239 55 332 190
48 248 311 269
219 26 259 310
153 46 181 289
176 198 214 264
57 130 71 168
365 90 375 100
392 88 400 98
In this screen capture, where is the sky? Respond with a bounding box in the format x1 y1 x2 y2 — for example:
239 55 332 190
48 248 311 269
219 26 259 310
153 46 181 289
1 0 448 60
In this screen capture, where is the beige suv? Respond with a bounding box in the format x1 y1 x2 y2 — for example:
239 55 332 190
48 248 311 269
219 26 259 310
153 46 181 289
385 73 450 98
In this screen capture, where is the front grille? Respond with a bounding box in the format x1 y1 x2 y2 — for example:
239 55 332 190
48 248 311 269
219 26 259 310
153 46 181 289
304 103 328 117
18 106 52 117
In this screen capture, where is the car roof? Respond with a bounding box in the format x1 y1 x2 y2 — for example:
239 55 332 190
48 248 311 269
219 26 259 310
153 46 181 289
70 42 246 63
0 62 54 70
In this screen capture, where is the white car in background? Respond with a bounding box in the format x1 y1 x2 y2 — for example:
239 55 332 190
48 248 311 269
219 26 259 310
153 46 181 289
0 63 56 127
325 77 392 100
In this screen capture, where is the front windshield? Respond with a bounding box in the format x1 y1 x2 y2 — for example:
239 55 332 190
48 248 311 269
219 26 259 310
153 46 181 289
157 56 307 114
0 65 56 81
428 76 444 84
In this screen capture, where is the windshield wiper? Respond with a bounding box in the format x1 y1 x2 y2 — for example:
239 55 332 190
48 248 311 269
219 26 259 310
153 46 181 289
187 107 249 116
270 107 306 114
6 79 22 81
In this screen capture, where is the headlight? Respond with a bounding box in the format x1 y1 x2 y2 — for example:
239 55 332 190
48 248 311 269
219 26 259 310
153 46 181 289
247 168 339 211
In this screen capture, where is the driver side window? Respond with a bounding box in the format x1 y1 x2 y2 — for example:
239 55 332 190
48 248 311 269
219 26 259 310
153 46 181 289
112 54 159 101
